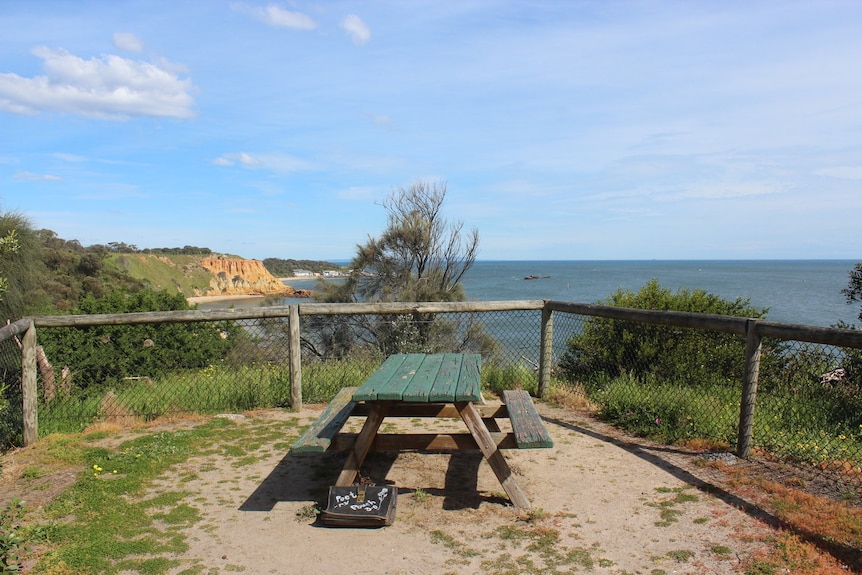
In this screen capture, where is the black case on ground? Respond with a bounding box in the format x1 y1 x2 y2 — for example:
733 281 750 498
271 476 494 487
320 485 397 527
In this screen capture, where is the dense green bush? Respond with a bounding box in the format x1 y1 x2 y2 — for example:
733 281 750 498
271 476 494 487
559 279 767 386
38 289 240 391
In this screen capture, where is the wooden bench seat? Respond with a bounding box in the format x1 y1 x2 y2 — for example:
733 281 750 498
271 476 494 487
291 387 358 453
502 390 553 449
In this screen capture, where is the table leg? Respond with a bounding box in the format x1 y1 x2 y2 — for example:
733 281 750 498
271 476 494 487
455 401 531 509
335 401 391 487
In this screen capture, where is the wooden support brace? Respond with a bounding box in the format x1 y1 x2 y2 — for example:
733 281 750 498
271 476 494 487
456 401 531 509
335 401 392 487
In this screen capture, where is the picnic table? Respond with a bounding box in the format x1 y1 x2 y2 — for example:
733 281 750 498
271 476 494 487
291 353 553 509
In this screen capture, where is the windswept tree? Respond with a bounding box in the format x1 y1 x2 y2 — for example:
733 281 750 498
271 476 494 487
842 262 862 324
320 180 478 304
307 180 495 358
838 263 862 385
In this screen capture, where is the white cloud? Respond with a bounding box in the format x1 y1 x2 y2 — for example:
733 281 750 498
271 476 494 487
214 152 260 167
341 14 370 45
235 3 316 30
213 152 313 172
657 182 787 201
13 171 62 182
815 166 862 180
361 110 395 129
113 32 143 53
0 46 195 119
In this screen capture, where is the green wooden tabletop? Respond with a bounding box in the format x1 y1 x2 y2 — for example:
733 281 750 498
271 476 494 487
352 353 482 403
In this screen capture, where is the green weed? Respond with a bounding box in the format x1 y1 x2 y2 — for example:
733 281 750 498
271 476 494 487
666 549 695 562
34 419 235 574
646 487 699 527
0 498 27 573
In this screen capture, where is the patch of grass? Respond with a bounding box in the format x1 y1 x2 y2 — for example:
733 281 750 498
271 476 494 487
430 530 479 558
39 363 310 435
485 524 602 572
666 549 695 562
1 498 28 573
295 503 319 522
482 362 538 396
586 374 740 444
646 487 699 527
712 545 733 557
745 561 779 575
33 418 236 574
20 466 48 480
520 507 548 522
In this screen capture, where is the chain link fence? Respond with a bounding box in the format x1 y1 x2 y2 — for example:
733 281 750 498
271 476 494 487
0 332 23 449
4 303 862 493
550 310 862 493
21 308 544 436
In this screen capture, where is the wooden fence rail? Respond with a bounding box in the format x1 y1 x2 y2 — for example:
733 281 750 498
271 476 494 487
7 300 862 454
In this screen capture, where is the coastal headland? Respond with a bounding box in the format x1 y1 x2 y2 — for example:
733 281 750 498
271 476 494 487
107 253 315 304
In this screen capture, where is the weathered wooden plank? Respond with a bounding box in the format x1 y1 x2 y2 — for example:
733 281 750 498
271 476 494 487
402 354 444 402
456 401 531 509
0 318 32 342
503 390 553 449
352 355 408 401
545 301 748 336
336 401 391 486
428 354 463 402
375 353 426 400
22 322 38 447
351 403 508 419
330 432 519 452
290 387 358 453
288 305 302 411
298 300 546 316
455 354 482 402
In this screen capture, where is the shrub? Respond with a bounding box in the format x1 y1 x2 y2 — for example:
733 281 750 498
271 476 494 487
38 288 240 390
559 279 767 386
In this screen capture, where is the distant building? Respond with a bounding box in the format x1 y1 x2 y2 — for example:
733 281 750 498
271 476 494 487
293 269 315 277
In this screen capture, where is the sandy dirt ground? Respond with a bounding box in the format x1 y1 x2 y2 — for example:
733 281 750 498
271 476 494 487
121 402 777 575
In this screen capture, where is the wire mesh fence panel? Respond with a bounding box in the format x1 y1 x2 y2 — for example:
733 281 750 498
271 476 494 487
552 311 744 448
755 339 862 482
0 335 23 449
552 310 862 490
35 317 296 434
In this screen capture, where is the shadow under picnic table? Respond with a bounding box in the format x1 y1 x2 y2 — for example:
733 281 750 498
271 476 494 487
239 448 505 512
239 451 352 512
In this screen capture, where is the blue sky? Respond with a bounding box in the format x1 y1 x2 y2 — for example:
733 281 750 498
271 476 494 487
1 1 861 261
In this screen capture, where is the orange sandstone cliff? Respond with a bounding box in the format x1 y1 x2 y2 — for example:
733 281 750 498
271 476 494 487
200 257 311 297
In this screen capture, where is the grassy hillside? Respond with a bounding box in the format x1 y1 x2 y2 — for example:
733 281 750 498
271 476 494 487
105 253 214 296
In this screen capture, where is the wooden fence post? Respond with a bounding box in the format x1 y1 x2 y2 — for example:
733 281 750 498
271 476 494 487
538 305 554 398
737 319 762 458
21 321 38 446
289 305 302 411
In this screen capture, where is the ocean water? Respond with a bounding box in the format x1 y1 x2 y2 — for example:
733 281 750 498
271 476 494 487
464 260 860 327
282 260 860 328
